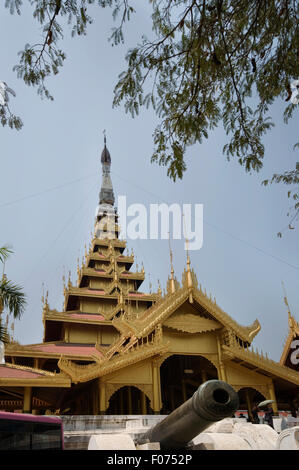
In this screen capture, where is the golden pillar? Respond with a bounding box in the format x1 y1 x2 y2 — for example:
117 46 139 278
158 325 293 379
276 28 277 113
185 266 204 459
268 381 278 414
152 362 161 414
99 380 106 415
217 335 227 381
23 387 32 414
141 391 147 415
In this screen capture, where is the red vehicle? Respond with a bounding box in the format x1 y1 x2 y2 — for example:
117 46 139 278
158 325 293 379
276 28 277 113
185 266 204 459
0 411 64 450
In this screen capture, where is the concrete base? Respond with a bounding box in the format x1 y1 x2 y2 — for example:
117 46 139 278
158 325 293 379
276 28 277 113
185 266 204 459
205 418 235 433
191 432 252 450
88 433 136 450
60 415 296 450
136 442 161 450
233 423 278 450
61 415 166 450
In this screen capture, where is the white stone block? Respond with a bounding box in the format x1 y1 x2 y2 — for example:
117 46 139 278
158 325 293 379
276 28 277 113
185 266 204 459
205 418 234 433
88 433 136 450
276 426 299 450
233 423 278 450
126 419 144 429
191 432 252 450
136 442 160 450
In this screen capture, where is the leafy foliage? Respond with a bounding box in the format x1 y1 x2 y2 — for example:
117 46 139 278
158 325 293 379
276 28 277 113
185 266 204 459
262 162 299 236
0 277 27 320
0 99 23 130
2 0 132 128
0 246 26 343
113 1 298 179
2 0 299 228
0 245 13 264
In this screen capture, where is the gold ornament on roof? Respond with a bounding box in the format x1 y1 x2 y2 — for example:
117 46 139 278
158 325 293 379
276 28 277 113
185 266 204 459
168 232 176 294
157 280 162 297
186 253 193 303
68 271 72 289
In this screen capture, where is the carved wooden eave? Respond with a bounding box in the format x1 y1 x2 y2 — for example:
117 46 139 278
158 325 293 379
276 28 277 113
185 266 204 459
192 289 261 343
222 343 299 386
91 237 126 250
0 363 71 388
80 267 145 282
65 286 156 302
118 287 188 338
44 309 110 326
58 336 169 383
116 284 261 343
5 341 104 362
280 313 299 366
164 313 222 334
0 397 51 410
87 252 134 265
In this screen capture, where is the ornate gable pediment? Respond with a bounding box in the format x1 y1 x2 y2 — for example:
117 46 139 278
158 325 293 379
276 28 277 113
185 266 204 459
164 312 222 334
122 284 260 343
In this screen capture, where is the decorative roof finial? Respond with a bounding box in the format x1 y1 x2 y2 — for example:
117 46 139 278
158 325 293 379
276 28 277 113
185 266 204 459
41 282 45 305
282 281 295 331
157 279 162 297
103 129 106 146
168 232 175 294
183 213 193 302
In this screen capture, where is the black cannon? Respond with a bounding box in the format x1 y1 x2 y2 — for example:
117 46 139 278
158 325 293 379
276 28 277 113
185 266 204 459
137 380 239 449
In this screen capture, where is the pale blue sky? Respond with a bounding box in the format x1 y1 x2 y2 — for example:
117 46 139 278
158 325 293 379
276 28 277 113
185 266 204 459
0 2 298 361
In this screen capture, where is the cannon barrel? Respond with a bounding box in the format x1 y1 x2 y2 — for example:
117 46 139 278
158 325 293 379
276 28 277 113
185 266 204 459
138 380 239 449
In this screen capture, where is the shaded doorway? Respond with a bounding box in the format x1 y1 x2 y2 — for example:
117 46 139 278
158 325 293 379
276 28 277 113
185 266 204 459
106 386 151 415
160 354 218 413
237 387 266 421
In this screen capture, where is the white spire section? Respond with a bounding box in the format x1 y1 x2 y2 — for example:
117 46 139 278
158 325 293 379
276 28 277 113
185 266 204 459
95 132 117 239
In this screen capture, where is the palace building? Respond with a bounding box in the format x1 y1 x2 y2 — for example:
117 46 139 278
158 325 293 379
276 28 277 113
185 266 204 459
0 139 298 418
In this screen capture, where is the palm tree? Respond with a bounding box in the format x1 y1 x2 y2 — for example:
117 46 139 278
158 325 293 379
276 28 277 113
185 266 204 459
0 245 26 343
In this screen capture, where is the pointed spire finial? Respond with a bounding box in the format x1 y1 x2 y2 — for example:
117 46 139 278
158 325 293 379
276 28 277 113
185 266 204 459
41 282 45 305
182 212 191 265
183 218 193 302
182 213 193 302
157 279 162 297
282 281 295 330
168 232 175 293
103 129 106 146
